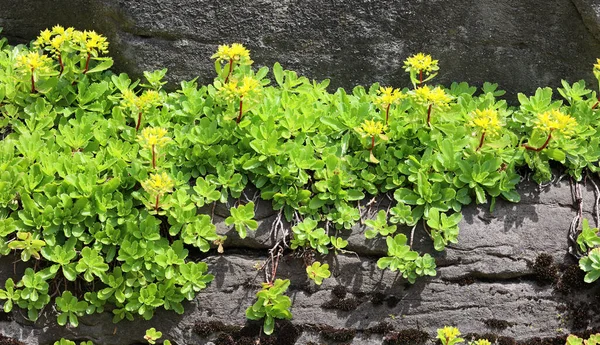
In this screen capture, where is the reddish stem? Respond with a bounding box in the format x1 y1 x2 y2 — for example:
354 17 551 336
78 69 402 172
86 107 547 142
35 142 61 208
476 131 486 151
419 70 423 86
371 135 375 151
426 104 433 126
385 103 391 124
30 68 36 93
593 99 599 110
83 53 91 74
224 58 233 83
58 54 64 75
154 194 160 212
136 112 142 131
522 131 553 152
151 145 156 170
236 97 244 124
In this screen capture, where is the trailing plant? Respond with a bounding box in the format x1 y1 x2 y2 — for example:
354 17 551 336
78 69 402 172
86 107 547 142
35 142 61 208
2 27 600 333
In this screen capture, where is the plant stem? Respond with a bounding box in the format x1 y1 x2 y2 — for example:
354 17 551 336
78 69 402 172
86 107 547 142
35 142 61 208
522 131 553 151
30 68 35 93
136 112 142 131
476 131 486 151
593 99 599 110
371 135 375 151
419 70 423 86
385 103 391 124
236 97 244 124
224 58 233 83
154 194 160 212
426 104 433 127
58 54 64 75
151 144 156 170
83 53 91 74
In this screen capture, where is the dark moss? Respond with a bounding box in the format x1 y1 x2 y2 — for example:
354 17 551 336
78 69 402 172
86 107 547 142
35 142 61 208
0 335 24 345
213 320 299 345
365 321 394 335
556 264 586 294
532 253 558 284
318 326 356 342
332 285 347 299
0 312 12 322
498 336 517 345
483 319 512 330
193 321 241 336
386 295 401 308
371 292 386 306
383 329 429 345
321 297 360 311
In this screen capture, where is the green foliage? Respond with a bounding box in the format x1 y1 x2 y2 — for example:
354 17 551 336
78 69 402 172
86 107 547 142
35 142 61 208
566 334 600 345
577 219 600 283
225 202 258 238
3 26 600 331
306 261 331 285
245 279 292 335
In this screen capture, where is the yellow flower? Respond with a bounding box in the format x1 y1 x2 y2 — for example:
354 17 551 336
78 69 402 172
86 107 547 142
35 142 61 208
120 89 138 108
468 108 503 135
78 30 109 56
404 53 439 73
356 120 388 140
374 86 404 107
414 85 452 106
141 172 174 195
472 340 491 345
217 76 261 101
441 326 461 340
136 90 162 109
52 25 66 35
211 43 253 65
34 29 53 48
15 51 53 73
534 109 577 136
138 127 171 149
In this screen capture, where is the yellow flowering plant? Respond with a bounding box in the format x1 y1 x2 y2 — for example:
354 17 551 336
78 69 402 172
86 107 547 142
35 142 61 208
374 86 404 124
217 75 262 124
355 119 388 163
14 51 54 93
468 108 504 151
211 43 253 83
138 127 171 169
411 85 452 126
141 172 175 212
404 52 439 88
437 326 464 345
522 109 577 152
120 89 163 131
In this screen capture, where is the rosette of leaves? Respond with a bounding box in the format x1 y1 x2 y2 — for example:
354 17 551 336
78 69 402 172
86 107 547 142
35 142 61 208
245 279 293 335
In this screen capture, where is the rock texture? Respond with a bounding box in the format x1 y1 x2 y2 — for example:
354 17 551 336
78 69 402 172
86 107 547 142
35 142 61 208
1 177 600 345
2 1 600 98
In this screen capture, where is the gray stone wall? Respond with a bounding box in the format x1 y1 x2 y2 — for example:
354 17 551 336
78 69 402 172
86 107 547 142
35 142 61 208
2 0 600 98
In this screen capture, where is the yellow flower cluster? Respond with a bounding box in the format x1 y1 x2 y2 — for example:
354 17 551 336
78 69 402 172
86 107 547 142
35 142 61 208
218 76 261 101
33 26 108 57
374 86 404 107
441 326 461 340
121 90 162 110
404 53 439 73
414 85 452 106
138 127 171 149
468 108 503 135
211 43 253 65
15 51 53 73
472 340 492 345
356 119 388 140
595 58 600 74
534 109 577 136
141 172 174 196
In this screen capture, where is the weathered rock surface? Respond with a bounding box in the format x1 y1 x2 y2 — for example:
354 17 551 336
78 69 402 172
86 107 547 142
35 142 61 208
2 0 600 99
1 176 600 344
